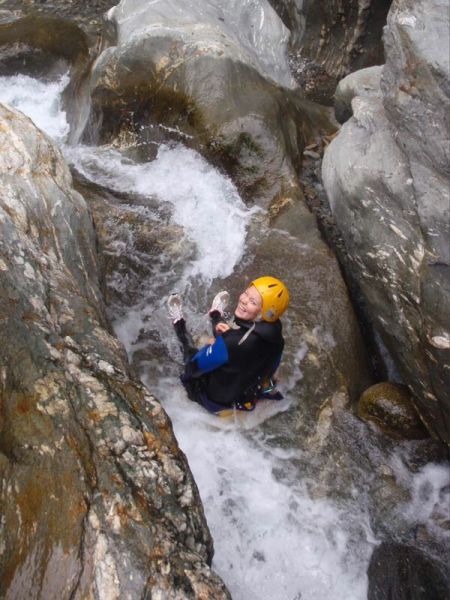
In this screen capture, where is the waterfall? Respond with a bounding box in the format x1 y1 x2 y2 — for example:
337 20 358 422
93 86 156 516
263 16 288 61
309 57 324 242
1 72 448 600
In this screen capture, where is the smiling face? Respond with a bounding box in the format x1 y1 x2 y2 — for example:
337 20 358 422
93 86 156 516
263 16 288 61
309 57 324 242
234 285 263 321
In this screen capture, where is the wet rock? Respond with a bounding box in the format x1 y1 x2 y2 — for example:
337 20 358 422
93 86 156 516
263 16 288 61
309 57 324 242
73 160 373 441
322 0 450 444
367 542 449 600
73 177 193 309
267 0 391 104
358 383 430 440
0 104 230 599
334 65 382 123
0 13 89 77
85 0 335 209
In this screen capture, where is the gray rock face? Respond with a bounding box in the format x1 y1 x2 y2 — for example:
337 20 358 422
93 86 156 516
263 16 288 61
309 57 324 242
0 104 230 599
322 0 450 443
267 0 391 103
334 65 383 123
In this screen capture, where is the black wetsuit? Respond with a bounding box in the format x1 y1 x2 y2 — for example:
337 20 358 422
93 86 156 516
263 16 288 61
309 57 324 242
174 313 284 409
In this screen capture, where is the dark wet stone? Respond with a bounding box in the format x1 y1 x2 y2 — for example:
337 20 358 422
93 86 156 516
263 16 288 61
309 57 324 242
367 542 449 600
1 0 117 43
0 14 89 70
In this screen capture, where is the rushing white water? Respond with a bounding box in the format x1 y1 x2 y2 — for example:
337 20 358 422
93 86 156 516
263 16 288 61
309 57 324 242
66 143 255 283
390 457 450 544
0 73 70 143
2 73 448 600
151 378 375 600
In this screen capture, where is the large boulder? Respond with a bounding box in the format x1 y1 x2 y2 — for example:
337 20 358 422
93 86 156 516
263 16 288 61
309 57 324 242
267 0 391 103
84 0 331 208
0 13 89 73
322 0 450 443
0 0 117 43
0 104 230 599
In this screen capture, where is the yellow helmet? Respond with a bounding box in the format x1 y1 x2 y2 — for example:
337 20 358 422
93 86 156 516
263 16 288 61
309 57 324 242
251 276 290 322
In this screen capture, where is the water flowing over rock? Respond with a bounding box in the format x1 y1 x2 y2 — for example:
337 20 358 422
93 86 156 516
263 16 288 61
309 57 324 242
0 12 98 141
61 0 374 419
267 0 391 103
3 1 448 596
84 0 333 209
322 0 450 443
0 3 373 423
0 104 231 599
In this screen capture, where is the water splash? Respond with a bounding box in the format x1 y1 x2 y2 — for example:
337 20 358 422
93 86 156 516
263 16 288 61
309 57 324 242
152 378 375 600
67 143 256 284
0 73 70 143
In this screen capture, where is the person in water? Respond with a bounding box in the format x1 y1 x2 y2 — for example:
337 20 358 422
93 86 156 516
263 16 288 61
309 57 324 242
167 276 289 413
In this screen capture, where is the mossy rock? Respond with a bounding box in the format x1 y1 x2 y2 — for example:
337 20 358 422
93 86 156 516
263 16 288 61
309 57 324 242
358 382 429 440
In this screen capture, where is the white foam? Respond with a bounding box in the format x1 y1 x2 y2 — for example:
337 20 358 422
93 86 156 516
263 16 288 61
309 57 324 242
0 74 70 143
404 463 450 538
67 143 256 283
154 377 375 600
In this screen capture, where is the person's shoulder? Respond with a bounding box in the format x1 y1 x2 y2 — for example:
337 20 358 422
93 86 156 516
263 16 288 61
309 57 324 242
254 319 283 343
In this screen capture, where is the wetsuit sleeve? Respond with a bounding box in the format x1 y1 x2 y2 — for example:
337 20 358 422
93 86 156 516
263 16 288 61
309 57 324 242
191 335 229 374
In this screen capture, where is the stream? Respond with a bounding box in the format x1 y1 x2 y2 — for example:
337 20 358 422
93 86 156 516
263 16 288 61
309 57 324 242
1 72 448 600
